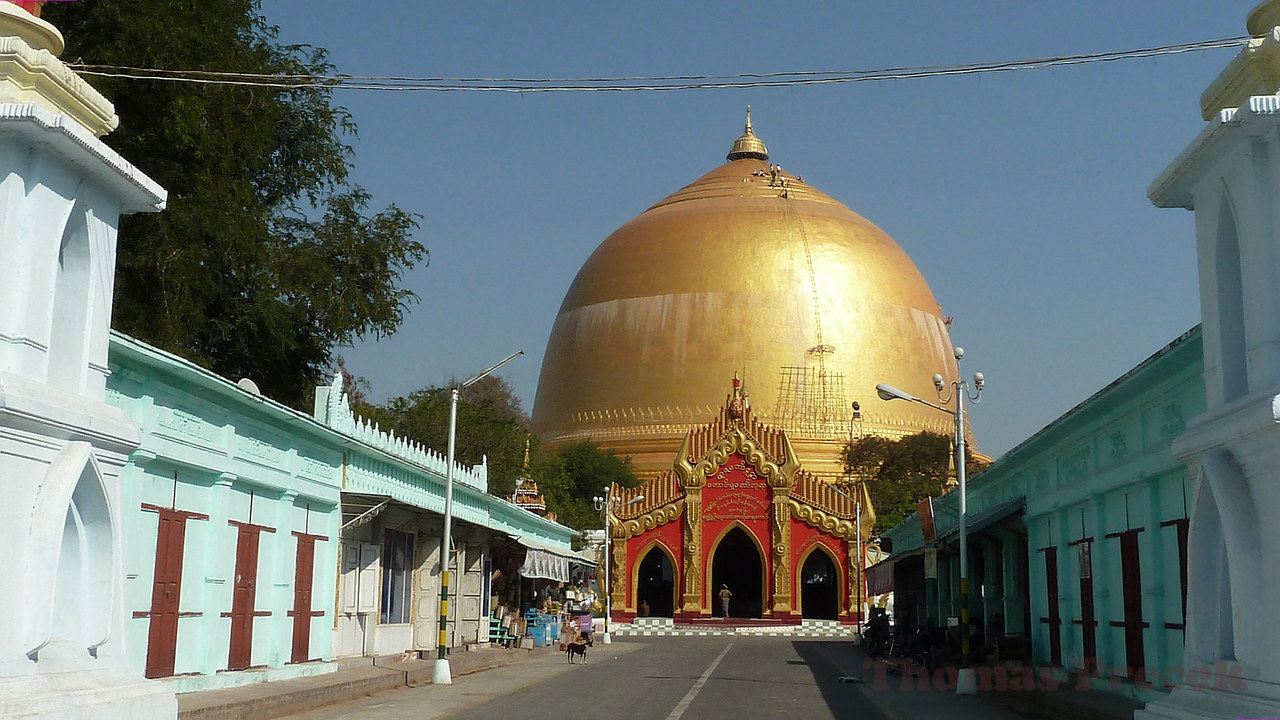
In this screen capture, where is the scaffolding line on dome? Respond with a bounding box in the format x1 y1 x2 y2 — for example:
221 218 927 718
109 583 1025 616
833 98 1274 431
67 36 1247 92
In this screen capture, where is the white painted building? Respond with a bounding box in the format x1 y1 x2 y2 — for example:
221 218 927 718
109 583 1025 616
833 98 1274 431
1143 2 1280 718
0 4 173 718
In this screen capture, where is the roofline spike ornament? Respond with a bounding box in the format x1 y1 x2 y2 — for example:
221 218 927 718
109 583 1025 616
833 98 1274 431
727 107 769 162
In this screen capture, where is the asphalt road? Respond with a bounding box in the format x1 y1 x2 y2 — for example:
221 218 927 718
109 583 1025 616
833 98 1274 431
277 636 889 720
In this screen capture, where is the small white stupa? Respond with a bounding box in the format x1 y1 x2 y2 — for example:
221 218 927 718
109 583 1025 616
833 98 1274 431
0 2 173 717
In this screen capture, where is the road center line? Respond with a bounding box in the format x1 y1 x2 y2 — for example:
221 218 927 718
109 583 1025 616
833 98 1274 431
665 642 734 720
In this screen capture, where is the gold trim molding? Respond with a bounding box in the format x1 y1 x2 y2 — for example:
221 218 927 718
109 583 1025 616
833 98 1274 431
789 500 857 540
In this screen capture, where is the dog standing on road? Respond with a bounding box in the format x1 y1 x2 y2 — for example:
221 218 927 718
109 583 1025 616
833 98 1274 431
565 638 590 664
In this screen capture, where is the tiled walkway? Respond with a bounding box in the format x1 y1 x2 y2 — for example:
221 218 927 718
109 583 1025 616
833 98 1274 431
611 617 862 638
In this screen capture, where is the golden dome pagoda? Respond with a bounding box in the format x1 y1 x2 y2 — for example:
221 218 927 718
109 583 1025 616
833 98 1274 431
532 115 965 481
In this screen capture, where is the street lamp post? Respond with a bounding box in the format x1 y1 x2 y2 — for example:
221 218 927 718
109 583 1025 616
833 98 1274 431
593 487 643 644
848 402 863 638
876 346 984 696
433 350 523 686
831 482 863 643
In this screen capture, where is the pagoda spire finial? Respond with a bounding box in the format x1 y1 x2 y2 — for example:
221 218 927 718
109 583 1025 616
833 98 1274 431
727 107 769 162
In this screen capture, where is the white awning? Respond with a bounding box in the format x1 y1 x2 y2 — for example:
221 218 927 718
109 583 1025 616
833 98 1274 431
520 548 569 582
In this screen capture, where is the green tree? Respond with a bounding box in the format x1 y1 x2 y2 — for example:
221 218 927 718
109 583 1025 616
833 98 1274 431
43 0 425 407
842 431 989 534
359 377 639 530
359 376 528 499
536 441 640 531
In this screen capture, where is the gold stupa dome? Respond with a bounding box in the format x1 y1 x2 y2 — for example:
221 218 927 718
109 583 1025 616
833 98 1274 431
532 115 964 481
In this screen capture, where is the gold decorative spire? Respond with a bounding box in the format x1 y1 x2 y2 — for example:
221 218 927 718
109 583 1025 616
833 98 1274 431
726 106 769 162
511 436 548 515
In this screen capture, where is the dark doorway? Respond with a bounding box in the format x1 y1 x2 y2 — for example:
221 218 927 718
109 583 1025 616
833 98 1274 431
800 549 839 620
711 527 763 618
636 546 676 617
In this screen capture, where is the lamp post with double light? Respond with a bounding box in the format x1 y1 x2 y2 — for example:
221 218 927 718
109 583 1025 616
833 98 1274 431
432 350 523 686
593 487 643 644
876 346 984 695
830 481 863 641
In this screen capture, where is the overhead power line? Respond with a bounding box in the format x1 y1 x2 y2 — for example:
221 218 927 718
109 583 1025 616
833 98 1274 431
67 37 1248 93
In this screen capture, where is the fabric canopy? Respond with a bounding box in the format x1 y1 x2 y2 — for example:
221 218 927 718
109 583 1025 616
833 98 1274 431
866 559 894 596
520 548 570 582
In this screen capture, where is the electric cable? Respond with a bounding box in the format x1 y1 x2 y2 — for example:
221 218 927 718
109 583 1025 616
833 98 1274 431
65 36 1248 93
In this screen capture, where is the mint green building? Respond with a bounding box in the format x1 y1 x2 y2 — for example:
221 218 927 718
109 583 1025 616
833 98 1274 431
877 327 1204 697
106 332 578 694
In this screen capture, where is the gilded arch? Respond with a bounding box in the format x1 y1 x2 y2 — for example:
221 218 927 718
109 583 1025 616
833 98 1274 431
706 519 769 614
795 541 844 618
630 538 679 616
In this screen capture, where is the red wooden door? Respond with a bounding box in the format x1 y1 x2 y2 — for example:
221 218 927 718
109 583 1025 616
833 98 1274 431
1038 546 1062 666
1071 539 1098 675
1161 518 1190 627
1108 529 1148 680
224 521 274 671
141 505 207 678
289 531 327 663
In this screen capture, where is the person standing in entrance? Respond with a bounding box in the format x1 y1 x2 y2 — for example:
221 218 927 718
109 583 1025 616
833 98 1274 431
719 584 733 618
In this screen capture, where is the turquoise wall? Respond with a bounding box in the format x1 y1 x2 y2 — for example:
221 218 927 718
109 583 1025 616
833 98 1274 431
105 332 578 693
881 327 1204 695
107 334 345 693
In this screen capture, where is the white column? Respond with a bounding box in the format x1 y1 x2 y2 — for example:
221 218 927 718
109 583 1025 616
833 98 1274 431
0 5 172 717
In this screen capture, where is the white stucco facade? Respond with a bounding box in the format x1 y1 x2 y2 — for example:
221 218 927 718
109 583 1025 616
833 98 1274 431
0 5 173 718
1143 3 1280 718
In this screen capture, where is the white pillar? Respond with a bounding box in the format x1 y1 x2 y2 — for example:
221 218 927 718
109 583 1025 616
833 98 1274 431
1143 3 1280 717
0 5 172 718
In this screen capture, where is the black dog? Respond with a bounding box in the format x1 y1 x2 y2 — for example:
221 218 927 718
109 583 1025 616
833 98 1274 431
565 638 591 664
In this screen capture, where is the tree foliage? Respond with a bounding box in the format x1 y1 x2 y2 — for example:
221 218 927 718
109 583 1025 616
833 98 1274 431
359 378 638 530
535 441 640 531
358 375 528 500
43 0 425 407
842 431 990 535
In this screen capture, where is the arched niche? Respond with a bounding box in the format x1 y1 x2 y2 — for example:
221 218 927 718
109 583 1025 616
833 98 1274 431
797 543 841 620
1214 191 1249 403
1188 450 1262 668
47 202 91 392
709 523 766 618
23 441 117 661
633 541 678 618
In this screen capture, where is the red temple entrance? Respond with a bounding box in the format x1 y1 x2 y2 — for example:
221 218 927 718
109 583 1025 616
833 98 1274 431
799 547 840 620
635 545 677 618
711 526 764 618
603 376 874 625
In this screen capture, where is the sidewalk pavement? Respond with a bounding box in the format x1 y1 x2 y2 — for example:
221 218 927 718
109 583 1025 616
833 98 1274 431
831 645 1146 720
177 643 563 720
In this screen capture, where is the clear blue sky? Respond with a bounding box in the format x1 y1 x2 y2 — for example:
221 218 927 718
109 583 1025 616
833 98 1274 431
265 1 1257 459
